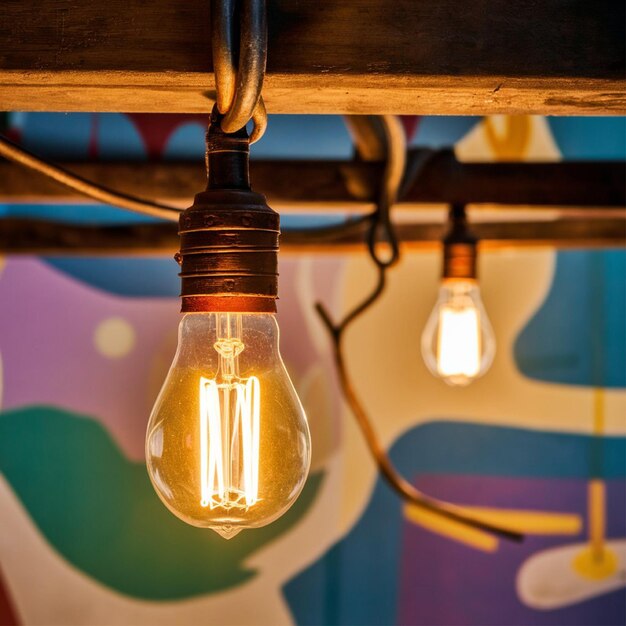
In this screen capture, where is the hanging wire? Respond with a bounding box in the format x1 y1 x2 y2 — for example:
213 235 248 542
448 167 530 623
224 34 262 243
0 132 376 241
0 135 181 222
0 132 384 252
315 115 523 543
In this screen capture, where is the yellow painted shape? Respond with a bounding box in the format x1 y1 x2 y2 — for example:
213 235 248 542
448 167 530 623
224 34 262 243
403 504 499 553
593 388 605 435
484 115 531 160
589 389 607 559
589 480 607 560
573 546 618 580
404 503 582 553
461 507 582 535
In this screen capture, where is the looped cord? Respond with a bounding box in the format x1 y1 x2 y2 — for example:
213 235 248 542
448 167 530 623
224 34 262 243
318 115 405 337
211 0 268 143
366 115 404 268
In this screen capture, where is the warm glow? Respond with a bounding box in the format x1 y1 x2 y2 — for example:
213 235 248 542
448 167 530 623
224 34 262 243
199 374 261 510
146 312 311 538
421 280 496 386
437 305 481 378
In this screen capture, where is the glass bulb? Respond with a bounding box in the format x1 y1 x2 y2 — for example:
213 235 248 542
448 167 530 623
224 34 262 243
421 279 496 386
146 312 311 539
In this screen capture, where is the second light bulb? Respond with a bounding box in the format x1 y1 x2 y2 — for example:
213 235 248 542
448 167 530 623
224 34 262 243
421 279 495 386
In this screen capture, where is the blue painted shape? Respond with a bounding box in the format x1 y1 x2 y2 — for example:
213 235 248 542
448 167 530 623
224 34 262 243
252 115 353 159
2 202 180 296
15 112 354 160
163 122 206 160
411 116 481 148
43 258 181 298
284 421 626 626
35 214 350 297
0 203 161 225
548 117 626 160
515 250 626 388
96 113 147 160
20 113 94 160
164 113 354 159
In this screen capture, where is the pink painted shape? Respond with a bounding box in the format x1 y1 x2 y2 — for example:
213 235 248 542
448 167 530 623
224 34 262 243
400 116 421 141
0 258 180 460
126 114 208 160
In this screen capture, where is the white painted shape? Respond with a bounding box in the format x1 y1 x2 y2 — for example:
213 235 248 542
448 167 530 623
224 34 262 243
516 540 626 610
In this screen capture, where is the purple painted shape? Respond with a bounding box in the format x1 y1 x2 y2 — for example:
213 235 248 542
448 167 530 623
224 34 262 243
398 475 626 626
0 258 180 459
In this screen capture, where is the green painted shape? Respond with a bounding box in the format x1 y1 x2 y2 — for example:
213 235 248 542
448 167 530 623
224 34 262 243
0 406 323 600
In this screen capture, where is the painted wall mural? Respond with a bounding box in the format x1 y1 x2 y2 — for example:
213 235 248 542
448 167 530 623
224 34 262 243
0 113 624 625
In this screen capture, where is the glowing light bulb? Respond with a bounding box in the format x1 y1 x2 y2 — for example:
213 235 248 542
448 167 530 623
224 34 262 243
146 312 311 538
421 279 495 386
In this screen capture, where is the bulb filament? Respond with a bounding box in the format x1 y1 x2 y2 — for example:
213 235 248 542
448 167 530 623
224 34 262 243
437 305 481 378
199 314 261 511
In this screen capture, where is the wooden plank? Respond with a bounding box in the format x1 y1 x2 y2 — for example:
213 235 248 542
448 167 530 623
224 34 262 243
0 155 624 209
0 217 623 255
404 152 626 207
0 1 624 114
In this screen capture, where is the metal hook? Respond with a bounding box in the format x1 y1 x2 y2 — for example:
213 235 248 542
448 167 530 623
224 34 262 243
211 0 268 143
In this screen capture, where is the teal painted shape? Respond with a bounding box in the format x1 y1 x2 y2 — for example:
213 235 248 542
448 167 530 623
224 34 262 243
0 203 158 225
548 117 626 160
515 250 626 388
0 406 323 600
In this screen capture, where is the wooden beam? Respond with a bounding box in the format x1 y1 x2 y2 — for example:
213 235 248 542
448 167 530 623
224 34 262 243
0 217 624 255
0 1 624 115
0 154 624 209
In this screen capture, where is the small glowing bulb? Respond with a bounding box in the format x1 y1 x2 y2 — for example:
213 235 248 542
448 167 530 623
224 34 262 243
421 279 495 386
146 312 311 539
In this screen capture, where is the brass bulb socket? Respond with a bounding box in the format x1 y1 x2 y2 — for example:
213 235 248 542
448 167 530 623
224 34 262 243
178 189 279 313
